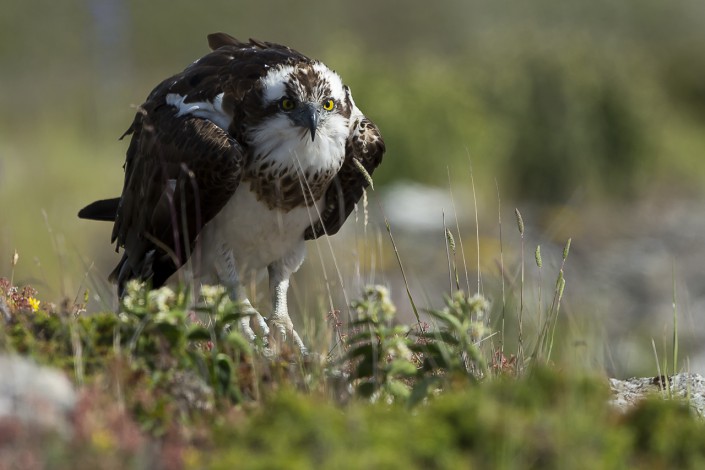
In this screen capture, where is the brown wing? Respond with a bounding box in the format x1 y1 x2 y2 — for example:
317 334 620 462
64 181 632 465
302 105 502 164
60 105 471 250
109 103 243 294
304 114 385 240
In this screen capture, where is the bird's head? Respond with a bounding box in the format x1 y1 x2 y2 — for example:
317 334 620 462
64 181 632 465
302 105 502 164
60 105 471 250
255 62 352 144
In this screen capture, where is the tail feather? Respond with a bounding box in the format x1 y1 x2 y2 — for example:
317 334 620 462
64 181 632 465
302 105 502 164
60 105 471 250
78 198 120 221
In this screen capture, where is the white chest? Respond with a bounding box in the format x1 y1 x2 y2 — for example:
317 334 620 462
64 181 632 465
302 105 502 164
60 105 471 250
200 182 324 271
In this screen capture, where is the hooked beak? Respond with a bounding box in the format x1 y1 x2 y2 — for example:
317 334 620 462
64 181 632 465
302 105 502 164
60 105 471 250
293 104 320 141
306 105 320 141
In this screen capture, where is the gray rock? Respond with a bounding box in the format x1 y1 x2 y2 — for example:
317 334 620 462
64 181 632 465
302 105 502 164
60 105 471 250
0 355 76 436
609 373 705 416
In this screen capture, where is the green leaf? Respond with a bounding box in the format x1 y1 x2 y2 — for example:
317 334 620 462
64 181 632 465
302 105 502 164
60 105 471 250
355 355 376 379
349 318 382 329
154 322 183 347
186 324 211 342
387 359 417 377
356 381 376 398
416 330 460 346
345 330 382 345
220 310 248 325
346 343 376 361
225 330 252 355
411 343 455 370
215 353 233 394
154 310 182 325
408 376 443 409
424 308 461 329
385 379 410 400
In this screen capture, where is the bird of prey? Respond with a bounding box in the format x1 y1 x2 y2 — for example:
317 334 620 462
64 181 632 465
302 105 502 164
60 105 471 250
78 32 385 353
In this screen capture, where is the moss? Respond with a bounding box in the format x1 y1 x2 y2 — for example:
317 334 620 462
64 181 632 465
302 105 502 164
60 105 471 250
205 373 705 469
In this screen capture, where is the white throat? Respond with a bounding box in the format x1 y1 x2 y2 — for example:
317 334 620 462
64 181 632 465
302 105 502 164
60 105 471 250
248 113 348 173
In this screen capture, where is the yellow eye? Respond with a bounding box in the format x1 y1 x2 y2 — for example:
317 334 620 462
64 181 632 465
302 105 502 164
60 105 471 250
322 99 335 111
279 97 296 111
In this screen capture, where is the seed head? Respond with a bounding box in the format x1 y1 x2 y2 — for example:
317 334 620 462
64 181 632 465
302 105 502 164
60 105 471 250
515 208 524 235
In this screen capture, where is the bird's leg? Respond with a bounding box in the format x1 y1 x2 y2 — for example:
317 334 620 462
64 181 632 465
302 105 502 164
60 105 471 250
234 285 270 344
216 244 269 344
268 260 307 355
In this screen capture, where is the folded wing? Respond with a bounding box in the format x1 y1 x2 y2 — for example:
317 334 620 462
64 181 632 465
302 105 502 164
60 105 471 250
305 112 385 239
108 103 243 294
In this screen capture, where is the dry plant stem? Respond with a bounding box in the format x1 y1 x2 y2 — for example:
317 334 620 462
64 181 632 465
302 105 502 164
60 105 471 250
468 158 481 294
70 319 84 386
10 250 18 287
515 208 525 371
663 331 672 398
447 167 470 293
546 239 570 362
43 210 67 296
327 310 347 355
443 212 454 293
73 263 94 309
495 180 506 352
384 218 421 326
651 338 665 396
546 272 565 361
296 159 346 316
535 245 543 328
672 260 679 375
298 158 357 356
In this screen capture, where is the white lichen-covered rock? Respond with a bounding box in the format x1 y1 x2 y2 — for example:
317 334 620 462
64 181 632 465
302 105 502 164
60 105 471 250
0 355 76 436
609 373 705 416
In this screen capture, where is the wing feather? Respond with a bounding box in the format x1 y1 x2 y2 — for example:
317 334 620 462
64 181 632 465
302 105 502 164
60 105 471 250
110 103 243 293
304 112 385 240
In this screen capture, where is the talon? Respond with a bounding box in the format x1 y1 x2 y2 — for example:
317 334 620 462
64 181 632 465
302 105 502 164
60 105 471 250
255 313 270 337
239 317 257 343
268 318 308 355
236 307 271 348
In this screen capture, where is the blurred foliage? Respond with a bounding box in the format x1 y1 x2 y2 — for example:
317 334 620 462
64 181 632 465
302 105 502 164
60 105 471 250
3 0 704 191
345 287 489 405
211 375 705 470
1 0 705 305
3 278 705 468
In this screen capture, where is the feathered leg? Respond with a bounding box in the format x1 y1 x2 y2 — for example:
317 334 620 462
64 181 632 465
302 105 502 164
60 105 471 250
216 244 269 344
268 244 307 354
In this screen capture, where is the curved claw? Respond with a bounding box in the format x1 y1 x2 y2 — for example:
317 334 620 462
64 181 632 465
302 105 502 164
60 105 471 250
238 307 270 348
290 329 308 356
239 316 257 343
254 311 270 337
270 320 308 356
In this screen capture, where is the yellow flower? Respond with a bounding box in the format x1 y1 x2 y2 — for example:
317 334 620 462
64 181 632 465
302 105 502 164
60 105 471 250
28 297 40 312
183 447 202 468
90 429 115 451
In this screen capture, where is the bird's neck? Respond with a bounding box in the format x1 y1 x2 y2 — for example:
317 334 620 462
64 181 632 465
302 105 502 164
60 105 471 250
247 114 347 174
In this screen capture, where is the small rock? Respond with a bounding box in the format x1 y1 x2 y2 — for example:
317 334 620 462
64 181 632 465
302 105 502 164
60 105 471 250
609 373 705 416
0 355 76 437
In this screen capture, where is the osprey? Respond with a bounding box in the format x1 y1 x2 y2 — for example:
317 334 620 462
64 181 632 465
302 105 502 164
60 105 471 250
79 33 385 353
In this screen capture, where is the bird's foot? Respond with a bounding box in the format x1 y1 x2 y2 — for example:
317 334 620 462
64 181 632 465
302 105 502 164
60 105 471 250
234 305 308 356
238 306 270 348
269 316 308 356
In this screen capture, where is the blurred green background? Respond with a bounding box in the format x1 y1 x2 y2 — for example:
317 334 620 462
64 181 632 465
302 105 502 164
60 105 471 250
2 0 705 374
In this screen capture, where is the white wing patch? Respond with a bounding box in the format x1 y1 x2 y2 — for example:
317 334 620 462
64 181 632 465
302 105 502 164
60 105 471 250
165 92 232 130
